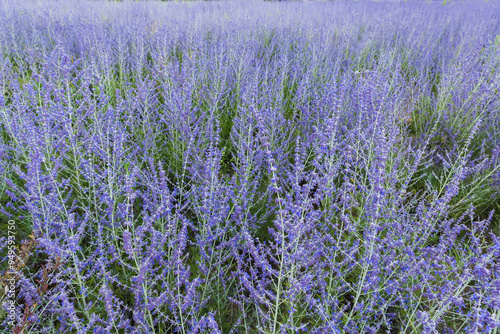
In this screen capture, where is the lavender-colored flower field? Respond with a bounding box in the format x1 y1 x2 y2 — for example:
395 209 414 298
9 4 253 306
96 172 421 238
0 0 499 333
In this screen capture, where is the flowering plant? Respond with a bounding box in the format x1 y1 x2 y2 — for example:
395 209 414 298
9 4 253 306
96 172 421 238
0 0 499 333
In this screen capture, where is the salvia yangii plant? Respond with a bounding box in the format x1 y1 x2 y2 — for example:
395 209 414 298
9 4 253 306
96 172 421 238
0 0 499 333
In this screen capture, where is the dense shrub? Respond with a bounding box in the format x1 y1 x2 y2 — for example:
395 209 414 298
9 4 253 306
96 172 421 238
0 0 499 333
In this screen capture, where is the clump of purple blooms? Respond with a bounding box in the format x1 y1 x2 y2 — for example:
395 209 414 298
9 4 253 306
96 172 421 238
0 0 499 333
